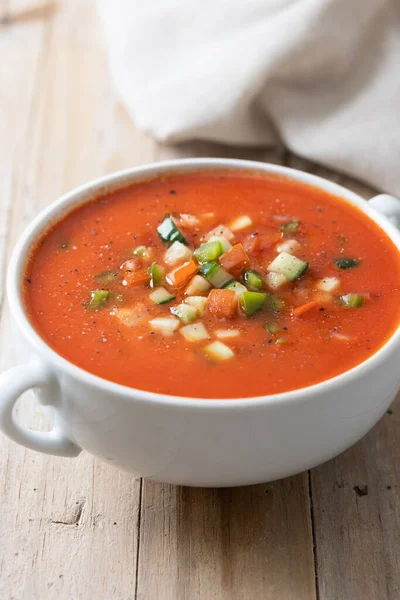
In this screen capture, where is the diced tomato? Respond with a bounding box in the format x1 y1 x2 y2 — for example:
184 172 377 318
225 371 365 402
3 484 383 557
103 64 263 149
124 269 151 287
166 259 199 288
219 243 250 277
204 224 235 243
244 232 283 255
207 289 238 319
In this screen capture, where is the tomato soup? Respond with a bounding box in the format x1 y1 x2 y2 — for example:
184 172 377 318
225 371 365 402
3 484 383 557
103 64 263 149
23 171 400 398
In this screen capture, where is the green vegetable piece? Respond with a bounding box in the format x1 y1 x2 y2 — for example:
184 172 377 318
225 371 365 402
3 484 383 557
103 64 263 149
334 258 359 269
223 280 247 296
199 262 233 288
149 262 165 288
275 337 287 345
193 240 223 264
94 270 120 285
133 245 148 257
240 291 266 316
340 293 364 308
170 303 198 324
264 322 280 334
265 293 285 312
157 215 188 246
87 289 110 310
243 269 263 291
280 219 299 234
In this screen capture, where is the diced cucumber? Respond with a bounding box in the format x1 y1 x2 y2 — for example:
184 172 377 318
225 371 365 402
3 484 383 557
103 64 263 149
206 224 235 243
170 303 199 324
276 239 300 255
94 270 120 284
340 294 364 308
229 215 253 231
149 317 180 336
223 280 247 296
243 269 263 291
165 241 192 266
207 235 232 253
180 322 209 342
265 272 288 290
87 290 110 310
185 274 211 296
114 306 144 327
202 341 234 361
199 262 233 288
185 296 208 316
280 219 299 234
157 215 188 246
267 252 308 282
334 258 359 269
194 240 223 264
149 262 166 288
215 329 240 339
265 293 285 312
133 245 147 257
264 322 280 334
240 291 266 316
317 277 340 292
149 287 175 305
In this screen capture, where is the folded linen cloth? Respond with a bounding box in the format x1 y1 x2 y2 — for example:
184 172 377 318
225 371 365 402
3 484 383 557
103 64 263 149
98 0 400 194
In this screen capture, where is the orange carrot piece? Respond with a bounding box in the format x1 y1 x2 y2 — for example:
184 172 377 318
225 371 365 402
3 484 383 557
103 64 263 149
292 300 319 317
219 243 250 276
166 259 199 288
207 289 238 319
124 268 151 287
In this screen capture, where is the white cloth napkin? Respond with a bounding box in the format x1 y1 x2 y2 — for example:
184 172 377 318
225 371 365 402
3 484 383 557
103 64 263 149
98 0 400 195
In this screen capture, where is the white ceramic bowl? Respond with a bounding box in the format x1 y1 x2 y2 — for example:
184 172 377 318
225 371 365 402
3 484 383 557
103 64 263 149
1 159 400 487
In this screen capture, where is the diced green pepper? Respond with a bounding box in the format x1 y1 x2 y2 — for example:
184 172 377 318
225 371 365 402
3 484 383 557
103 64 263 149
264 322 280 334
243 269 263 291
194 240 223 264
149 262 165 288
334 258 359 269
280 219 299 234
240 291 266 316
133 245 148 257
265 293 285 312
340 293 364 308
94 270 120 285
87 289 110 310
157 215 188 246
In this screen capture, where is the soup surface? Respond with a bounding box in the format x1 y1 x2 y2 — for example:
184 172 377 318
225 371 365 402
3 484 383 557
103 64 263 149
24 170 400 398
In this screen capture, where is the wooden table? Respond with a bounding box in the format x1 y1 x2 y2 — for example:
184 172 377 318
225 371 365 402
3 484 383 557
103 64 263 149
0 1 399 598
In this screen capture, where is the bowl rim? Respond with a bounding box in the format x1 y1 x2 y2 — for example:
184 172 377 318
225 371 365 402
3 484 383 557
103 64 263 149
7 157 400 409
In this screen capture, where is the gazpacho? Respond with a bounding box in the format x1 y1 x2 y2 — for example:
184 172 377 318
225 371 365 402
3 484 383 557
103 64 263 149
23 170 400 398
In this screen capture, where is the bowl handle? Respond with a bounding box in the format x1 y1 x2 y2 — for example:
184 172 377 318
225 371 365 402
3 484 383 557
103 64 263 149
369 194 400 230
0 361 81 457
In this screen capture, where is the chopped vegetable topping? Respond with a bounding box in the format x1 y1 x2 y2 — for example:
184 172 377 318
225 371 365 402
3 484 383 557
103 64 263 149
219 243 250 277
276 239 300 255
202 341 234 361
334 258 359 269
87 289 110 310
180 322 209 342
149 287 175 305
185 274 211 296
223 280 247 296
229 215 253 231
171 303 199 324
207 235 232 252
205 225 235 243
157 215 188 246
114 305 146 327
316 277 340 292
165 241 192 266
292 300 319 318
194 240 224 264
243 269 263 291
166 260 199 288
149 263 166 288
240 291 266 316
267 252 308 282
215 329 240 339
244 232 283 255
133 245 150 258
149 317 180 336
280 219 299 234
185 295 208 316
207 289 238 319
264 322 280 334
340 294 365 308
199 262 233 288
265 272 288 290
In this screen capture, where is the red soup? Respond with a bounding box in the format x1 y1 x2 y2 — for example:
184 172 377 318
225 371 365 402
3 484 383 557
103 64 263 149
24 170 400 399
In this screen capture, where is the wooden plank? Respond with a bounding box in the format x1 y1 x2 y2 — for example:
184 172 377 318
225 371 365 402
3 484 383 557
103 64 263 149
0 1 154 598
